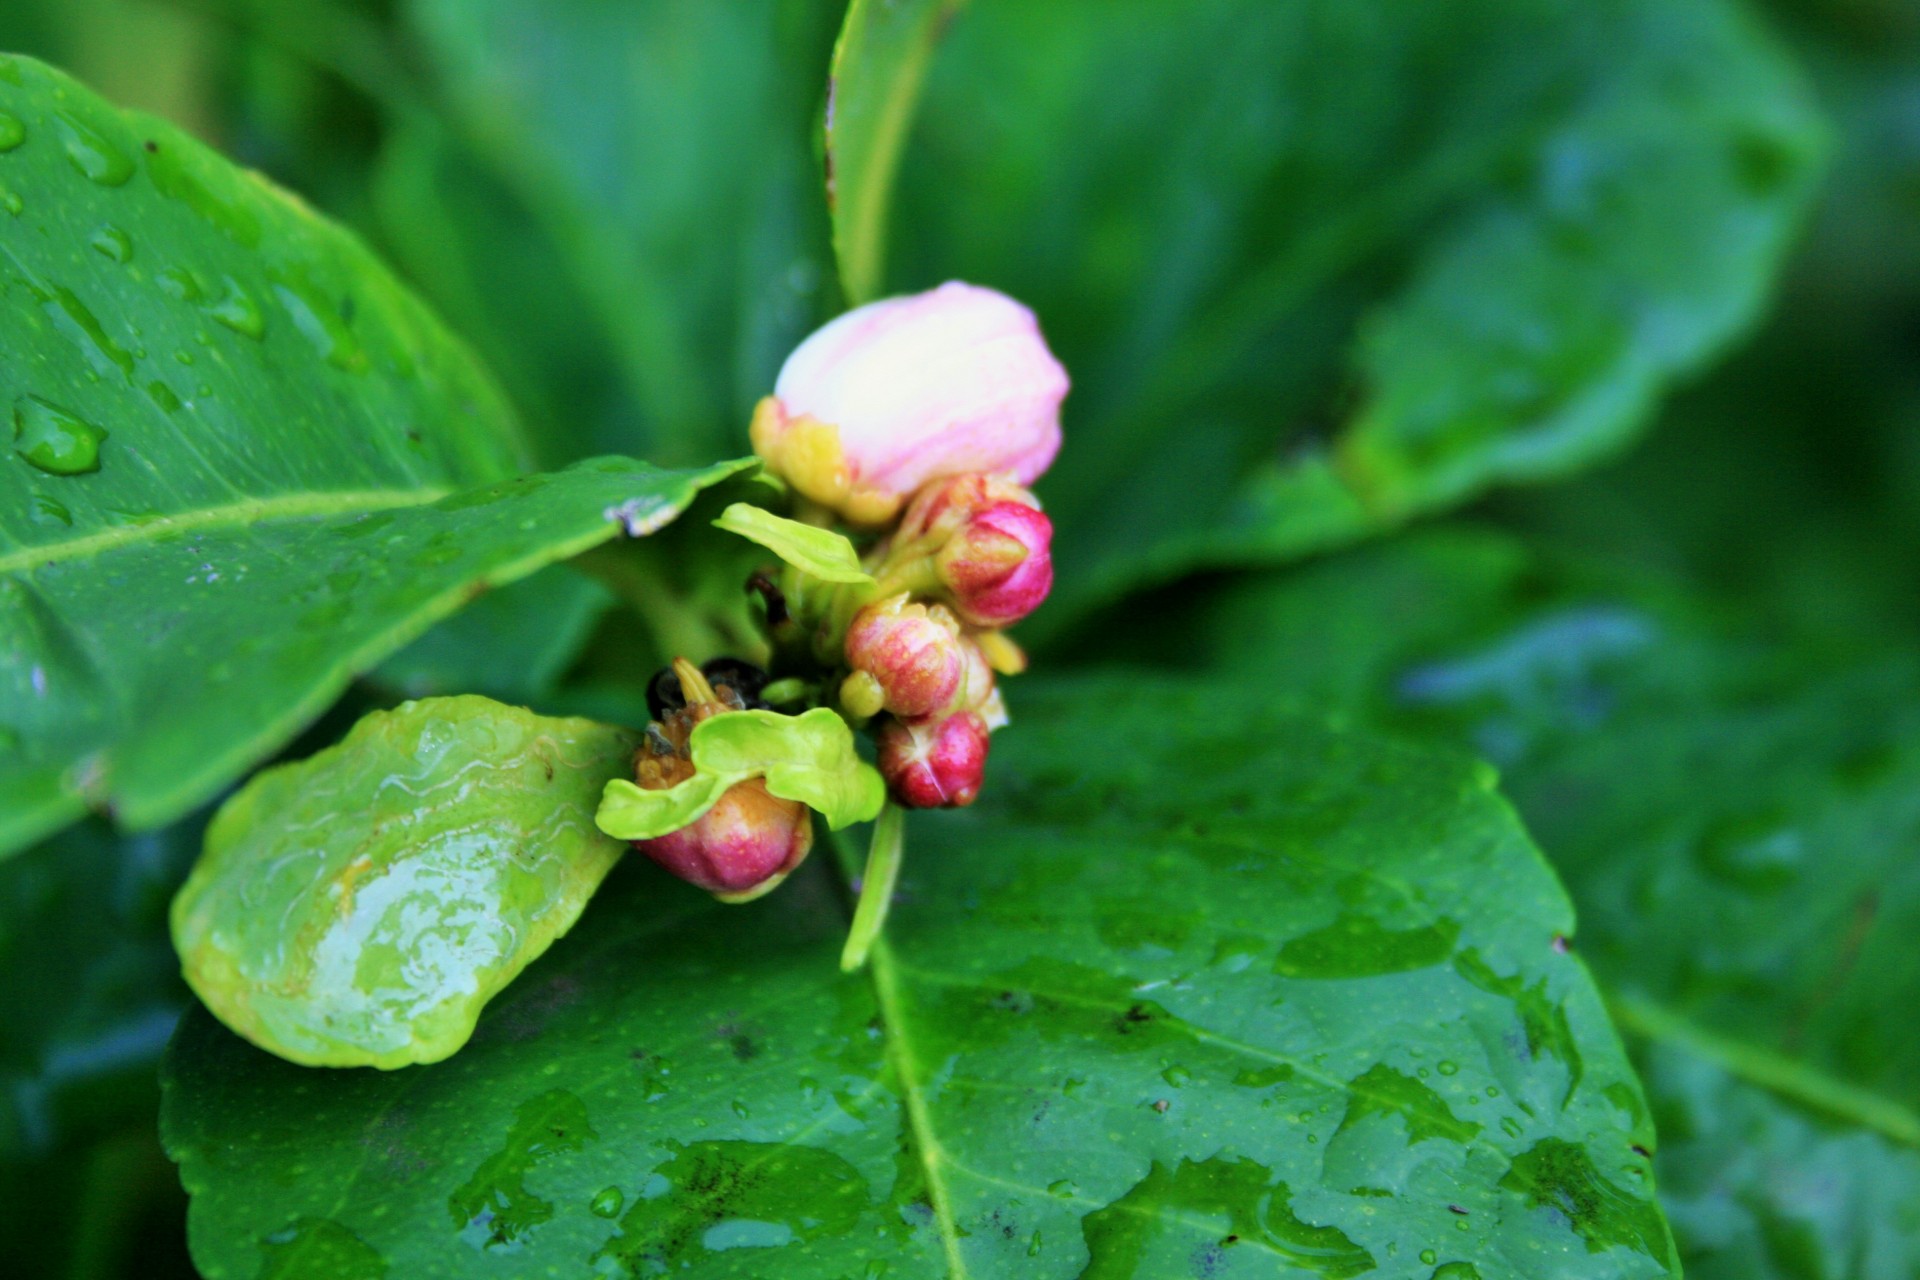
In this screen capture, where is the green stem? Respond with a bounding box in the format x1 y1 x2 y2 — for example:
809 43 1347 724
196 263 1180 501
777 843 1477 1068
840 802 906 972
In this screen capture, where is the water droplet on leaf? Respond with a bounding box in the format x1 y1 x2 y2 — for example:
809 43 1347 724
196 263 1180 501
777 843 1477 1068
0 113 24 150
589 1186 624 1218
13 396 106 474
90 225 133 262
29 493 72 526
157 266 201 302
56 110 134 185
207 276 265 339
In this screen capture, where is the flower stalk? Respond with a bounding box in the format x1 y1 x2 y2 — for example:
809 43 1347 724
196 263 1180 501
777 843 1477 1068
840 802 906 972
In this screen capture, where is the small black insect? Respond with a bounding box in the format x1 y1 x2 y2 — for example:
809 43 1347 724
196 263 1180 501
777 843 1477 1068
646 657 772 720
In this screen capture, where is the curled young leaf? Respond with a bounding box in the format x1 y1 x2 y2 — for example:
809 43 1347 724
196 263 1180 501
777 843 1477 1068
170 697 638 1070
712 502 875 584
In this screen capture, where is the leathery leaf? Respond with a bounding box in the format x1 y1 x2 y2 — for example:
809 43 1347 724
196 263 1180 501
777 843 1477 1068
163 674 1675 1277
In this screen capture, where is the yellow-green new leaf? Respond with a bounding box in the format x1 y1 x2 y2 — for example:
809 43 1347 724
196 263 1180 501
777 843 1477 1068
713 503 874 585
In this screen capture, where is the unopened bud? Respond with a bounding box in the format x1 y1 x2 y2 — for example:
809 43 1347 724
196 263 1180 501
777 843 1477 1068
935 500 1053 628
876 711 991 809
638 779 813 900
882 475 1055 629
844 595 966 718
752 282 1067 526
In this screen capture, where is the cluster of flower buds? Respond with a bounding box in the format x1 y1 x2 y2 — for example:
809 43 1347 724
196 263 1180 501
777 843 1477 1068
838 471 1056 807
610 281 1065 906
764 284 1063 811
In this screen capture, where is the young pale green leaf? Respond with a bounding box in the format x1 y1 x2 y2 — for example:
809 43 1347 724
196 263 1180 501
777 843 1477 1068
712 502 875 585
691 707 885 830
595 773 733 844
825 0 969 305
887 1 1825 643
163 674 1675 1278
0 54 753 857
1181 529 1920 1279
171 696 638 1070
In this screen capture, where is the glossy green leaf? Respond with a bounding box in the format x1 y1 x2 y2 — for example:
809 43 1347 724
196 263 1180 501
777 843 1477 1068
165 674 1673 1277
713 502 875 585
1181 529 1920 1279
172 696 640 1069
404 0 841 467
0 54 751 856
887 0 1824 639
0 450 747 862
597 707 884 841
825 0 968 305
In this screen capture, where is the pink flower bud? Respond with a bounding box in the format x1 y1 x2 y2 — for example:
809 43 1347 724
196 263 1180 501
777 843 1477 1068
887 474 1055 627
638 778 813 898
844 595 965 718
752 282 1068 526
936 500 1053 628
877 711 991 809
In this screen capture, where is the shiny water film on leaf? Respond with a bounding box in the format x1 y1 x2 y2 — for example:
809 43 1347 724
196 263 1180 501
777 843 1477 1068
165 675 1675 1278
171 696 640 1069
0 54 748 855
1180 528 1920 1279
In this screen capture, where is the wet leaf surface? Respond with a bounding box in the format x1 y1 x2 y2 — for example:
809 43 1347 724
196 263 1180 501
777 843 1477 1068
1181 529 1920 1279
164 675 1675 1278
0 54 749 854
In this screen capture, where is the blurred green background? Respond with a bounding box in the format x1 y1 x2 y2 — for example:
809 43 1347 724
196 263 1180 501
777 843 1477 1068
2 0 1917 1276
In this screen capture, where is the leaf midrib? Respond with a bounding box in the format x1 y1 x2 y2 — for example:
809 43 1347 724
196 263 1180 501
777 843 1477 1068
0 488 450 575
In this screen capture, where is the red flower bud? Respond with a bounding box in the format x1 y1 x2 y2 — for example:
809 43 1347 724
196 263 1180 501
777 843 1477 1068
844 595 966 718
876 711 991 809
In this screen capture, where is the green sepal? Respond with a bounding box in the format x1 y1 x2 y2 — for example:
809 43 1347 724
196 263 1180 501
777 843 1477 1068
691 708 886 831
713 502 874 584
594 707 884 844
595 772 733 841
